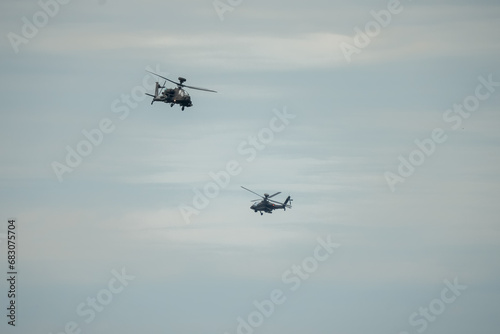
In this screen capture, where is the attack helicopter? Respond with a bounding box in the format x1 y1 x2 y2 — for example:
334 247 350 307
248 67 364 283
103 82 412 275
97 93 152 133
241 186 292 215
145 71 217 110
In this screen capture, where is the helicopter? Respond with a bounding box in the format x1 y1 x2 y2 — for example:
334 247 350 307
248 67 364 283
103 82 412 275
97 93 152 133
241 186 292 215
145 70 217 110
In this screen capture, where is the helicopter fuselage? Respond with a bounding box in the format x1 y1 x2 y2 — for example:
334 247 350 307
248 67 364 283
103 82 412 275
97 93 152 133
152 87 192 108
251 200 282 214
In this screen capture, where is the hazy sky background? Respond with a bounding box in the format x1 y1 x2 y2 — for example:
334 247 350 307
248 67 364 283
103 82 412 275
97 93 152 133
1 0 499 333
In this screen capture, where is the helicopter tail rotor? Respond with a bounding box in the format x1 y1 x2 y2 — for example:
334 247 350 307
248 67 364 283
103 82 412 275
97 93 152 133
157 81 166 95
155 82 161 96
283 196 292 210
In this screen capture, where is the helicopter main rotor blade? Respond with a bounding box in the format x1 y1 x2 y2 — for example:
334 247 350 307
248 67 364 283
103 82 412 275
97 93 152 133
241 186 264 199
145 70 180 86
146 70 216 92
183 84 217 93
267 192 281 199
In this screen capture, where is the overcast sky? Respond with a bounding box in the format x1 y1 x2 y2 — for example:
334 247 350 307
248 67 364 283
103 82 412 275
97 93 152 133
1 0 500 333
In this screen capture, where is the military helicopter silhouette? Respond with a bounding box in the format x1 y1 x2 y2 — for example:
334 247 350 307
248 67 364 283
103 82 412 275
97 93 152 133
145 70 217 110
241 186 292 215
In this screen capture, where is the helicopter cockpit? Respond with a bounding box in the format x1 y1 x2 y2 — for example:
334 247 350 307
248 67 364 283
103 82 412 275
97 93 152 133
177 89 189 97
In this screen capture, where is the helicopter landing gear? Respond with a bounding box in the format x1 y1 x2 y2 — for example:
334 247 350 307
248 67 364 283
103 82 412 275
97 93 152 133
170 103 174 107
182 106 185 111
260 212 263 216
